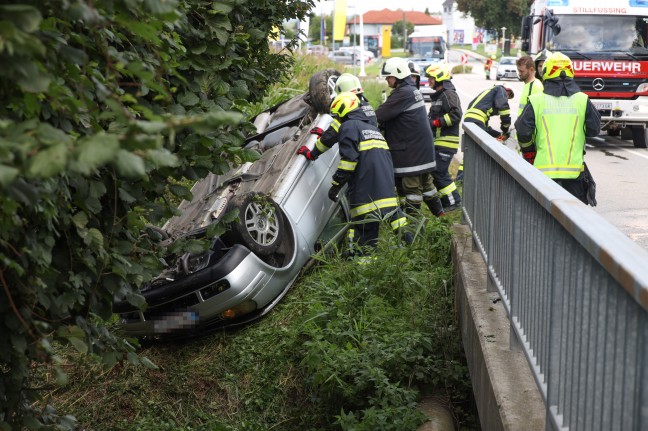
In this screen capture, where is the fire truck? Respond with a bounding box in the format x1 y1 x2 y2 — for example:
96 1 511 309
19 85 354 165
520 0 648 148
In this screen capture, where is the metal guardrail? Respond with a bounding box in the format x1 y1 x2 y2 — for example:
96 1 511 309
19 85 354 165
461 123 648 431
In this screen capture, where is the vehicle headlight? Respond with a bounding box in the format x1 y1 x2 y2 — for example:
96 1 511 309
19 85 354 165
637 83 648 94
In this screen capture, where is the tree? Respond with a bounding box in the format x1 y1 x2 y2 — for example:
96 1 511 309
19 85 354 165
456 0 531 38
308 13 333 44
0 0 313 429
391 20 415 40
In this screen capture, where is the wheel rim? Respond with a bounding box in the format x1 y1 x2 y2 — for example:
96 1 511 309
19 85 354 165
244 202 279 246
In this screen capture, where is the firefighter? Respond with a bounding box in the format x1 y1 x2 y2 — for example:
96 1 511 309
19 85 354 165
534 49 552 81
484 54 495 80
375 57 445 217
426 64 463 212
515 52 601 205
327 91 412 254
463 84 514 139
516 55 544 116
297 73 376 161
407 60 421 89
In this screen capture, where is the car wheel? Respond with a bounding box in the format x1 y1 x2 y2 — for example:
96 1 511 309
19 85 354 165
308 68 341 114
229 192 284 255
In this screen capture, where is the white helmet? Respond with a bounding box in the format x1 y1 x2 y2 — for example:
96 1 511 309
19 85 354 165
335 73 363 94
381 57 410 79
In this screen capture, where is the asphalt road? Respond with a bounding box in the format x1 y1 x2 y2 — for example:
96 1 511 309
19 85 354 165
444 50 648 252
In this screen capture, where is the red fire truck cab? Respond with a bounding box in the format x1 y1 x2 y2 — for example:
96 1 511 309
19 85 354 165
520 0 648 148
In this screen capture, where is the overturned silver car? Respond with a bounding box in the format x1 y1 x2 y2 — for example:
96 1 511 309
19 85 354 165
114 69 347 337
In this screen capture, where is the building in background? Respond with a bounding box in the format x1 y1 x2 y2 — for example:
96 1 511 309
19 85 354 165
441 0 475 47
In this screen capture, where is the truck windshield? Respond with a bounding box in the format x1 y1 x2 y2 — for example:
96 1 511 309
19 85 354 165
548 15 648 53
408 36 445 59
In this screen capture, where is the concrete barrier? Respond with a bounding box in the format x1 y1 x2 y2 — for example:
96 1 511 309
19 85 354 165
452 224 545 431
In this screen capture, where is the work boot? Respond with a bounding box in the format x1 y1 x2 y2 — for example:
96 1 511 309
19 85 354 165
424 196 446 217
404 201 422 216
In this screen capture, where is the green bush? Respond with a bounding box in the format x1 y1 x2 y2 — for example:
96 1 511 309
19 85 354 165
0 1 310 428
451 65 473 74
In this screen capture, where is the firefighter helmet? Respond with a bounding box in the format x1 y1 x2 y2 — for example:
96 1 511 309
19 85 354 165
542 52 574 80
381 57 410 79
490 55 496 60
330 91 360 119
407 60 420 76
426 64 451 83
335 73 363 94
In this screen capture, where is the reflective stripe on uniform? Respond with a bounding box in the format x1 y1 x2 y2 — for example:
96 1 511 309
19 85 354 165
393 160 436 174
358 139 389 151
464 110 488 123
437 182 457 197
405 100 426 112
405 194 423 202
315 138 330 152
338 159 357 171
390 216 408 230
351 197 400 217
434 135 460 149
443 113 452 126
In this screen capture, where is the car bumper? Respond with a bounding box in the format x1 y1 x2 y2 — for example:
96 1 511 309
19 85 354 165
592 97 648 123
117 243 303 336
497 71 518 79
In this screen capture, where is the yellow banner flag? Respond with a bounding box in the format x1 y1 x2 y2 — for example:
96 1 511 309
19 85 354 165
333 0 347 42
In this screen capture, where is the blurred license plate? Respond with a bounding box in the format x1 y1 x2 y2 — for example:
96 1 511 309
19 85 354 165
593 102 612 110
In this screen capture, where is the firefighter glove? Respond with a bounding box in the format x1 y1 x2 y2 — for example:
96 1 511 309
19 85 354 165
297 145 317 161
310 127 324 137
328 184 342 202
432 118 441 128
522 151 536 165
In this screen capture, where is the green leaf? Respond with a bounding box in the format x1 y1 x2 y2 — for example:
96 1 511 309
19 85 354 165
76 133 120 174
72 212 88 229
140 356 159 370
126 293 147 309
0 5 42 32
68 337 88 354
145 148 178 168
114 150 146 178
28 143 67 178
84 228 104 248
0 165 19 186
16 61 51 93
134 120 168 134
143 0 179 14
178 92 200 106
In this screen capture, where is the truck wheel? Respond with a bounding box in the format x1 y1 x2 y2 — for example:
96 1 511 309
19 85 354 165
631 126 648 148
621 127 633 140
308 68 341 114
606 128 620 137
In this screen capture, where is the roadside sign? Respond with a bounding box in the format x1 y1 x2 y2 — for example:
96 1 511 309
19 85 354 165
460 53 468 64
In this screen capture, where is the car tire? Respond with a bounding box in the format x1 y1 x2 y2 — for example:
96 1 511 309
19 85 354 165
228 192 285 255
308 68 341 114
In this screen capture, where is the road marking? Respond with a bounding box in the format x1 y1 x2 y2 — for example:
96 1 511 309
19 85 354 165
622 148 648 160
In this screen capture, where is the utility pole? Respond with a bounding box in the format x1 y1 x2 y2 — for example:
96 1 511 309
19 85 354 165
402 11 407 51
359 6 366 77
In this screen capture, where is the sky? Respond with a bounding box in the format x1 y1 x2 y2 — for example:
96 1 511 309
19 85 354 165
311 0 445 15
